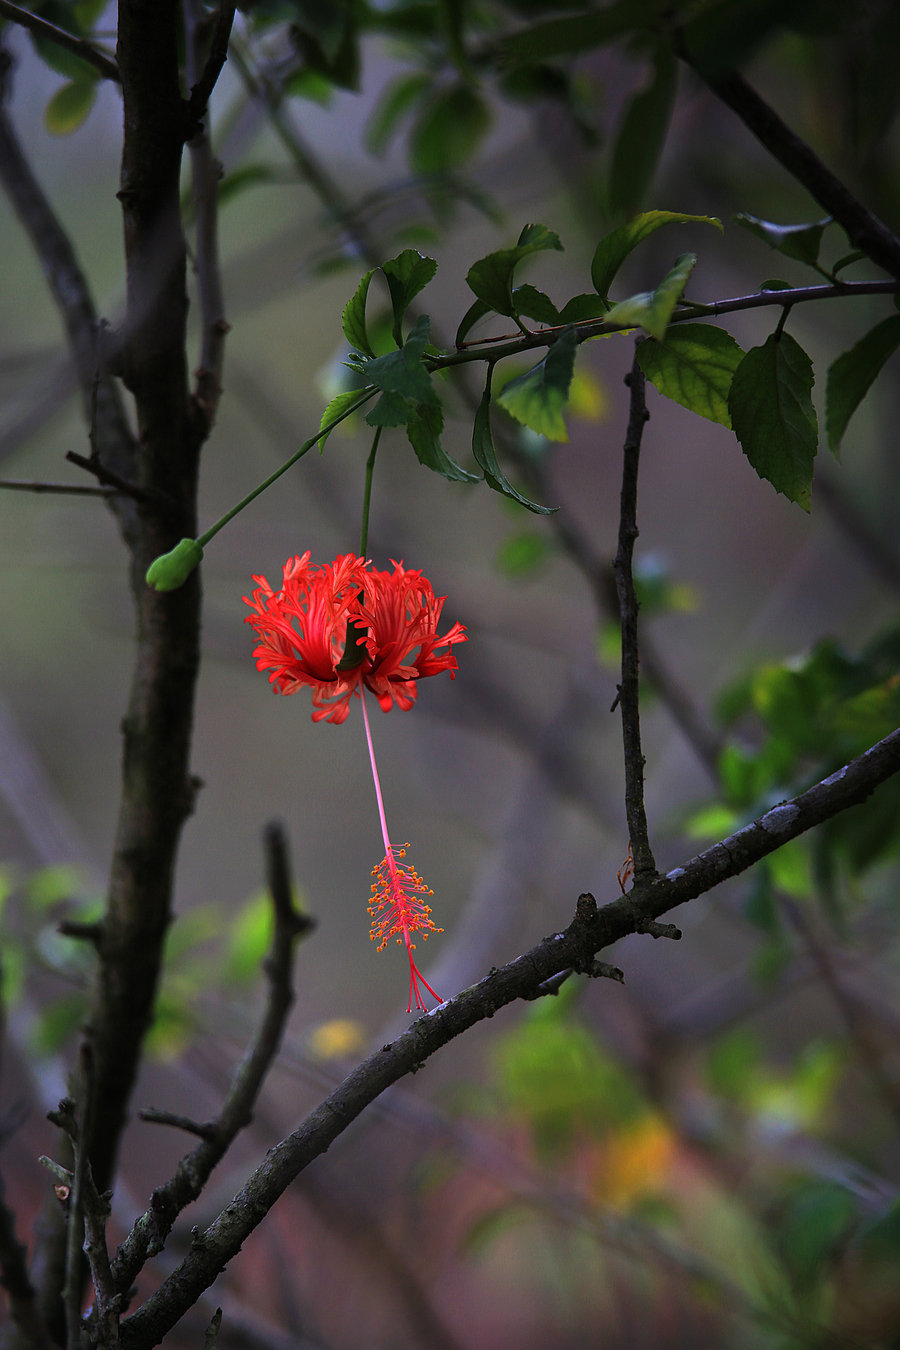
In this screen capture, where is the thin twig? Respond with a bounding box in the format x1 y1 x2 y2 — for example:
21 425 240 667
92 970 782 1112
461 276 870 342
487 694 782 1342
0 478 121 497
0 2 119 83
613 351 657 882
111 823 313 1296
118 727 900 1349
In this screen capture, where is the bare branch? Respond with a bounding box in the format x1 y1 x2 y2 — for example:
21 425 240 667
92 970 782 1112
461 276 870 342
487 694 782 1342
0 2 119 83
111 823 313 1296
613 351 657 882
0 478 121 497
186 2 236 122
118 727 900 1349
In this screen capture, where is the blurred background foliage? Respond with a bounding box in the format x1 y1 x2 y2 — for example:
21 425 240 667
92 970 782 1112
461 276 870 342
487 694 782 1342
1 1 899 1346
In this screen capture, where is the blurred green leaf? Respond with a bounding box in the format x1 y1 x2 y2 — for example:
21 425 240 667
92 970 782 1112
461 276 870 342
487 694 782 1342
366 71 432 155
496 324 576 442
826 314 900 457
728 331 818 510
225 890 274 984
609 45 677 218
637 323 745 427
776 1181 857 1289
501 0 657 64
591 211 722 299
45 79 97 135
30 992 87 1055
496 532 550 576
706 1027 762 1101
409 82 491 174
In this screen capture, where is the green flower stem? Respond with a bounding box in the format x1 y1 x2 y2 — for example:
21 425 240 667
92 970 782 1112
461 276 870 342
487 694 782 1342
359 425 382 558
145 387 376 589
196 387 376 551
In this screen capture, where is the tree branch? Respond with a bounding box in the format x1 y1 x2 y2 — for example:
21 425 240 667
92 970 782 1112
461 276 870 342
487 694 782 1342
119 726 900 1349
110 823 313 1298
0 2 119 83
613 351 657 882
689 66 900 279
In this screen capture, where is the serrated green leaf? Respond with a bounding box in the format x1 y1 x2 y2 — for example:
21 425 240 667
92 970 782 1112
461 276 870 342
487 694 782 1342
318 388 366 449
511 284 560 325
466 225 563 318
473 383 556 513
636 323 745 426
409 82 491 174
455 296 493 347
603 253 695 341
342 268 376 357
609 45 677 218
825 314 900 456
728 332 818 510
734 213 831 266
366 70 432 154
591 211 721 299
558 293 611 324
45 79 97 135
496 325 576 445
407 402 479 482
381 249 437 346
363 314 439 427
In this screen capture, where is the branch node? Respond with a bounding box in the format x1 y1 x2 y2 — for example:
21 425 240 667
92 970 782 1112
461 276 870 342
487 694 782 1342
636 918 682 941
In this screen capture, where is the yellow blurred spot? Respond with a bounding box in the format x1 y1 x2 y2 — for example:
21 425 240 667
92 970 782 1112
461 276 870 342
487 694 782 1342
594 1114 675 1208
567 368 610 422
307 1018 366 1060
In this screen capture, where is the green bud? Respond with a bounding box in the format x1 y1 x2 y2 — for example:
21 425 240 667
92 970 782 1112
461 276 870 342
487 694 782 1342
145 538 204 591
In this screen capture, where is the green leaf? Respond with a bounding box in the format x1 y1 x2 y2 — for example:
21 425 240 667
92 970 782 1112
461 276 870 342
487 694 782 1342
825 314 900 456
455 296 493 347
318 388 366 449
776 1182 856 1289
511 284 560 325
366 70 432 154
381 249 438 346
558 293 611 324
609 45 677 218
636 323 745 427
591 211 722 299
342 268 376 357
734 213 831 267
44 79 97 135
501 0 658 64
217 163 285 207
466 224 564 318
409 82 491 174
728 332 818 510
407 402 479 482
473 383 556 513
603 253 696 341
496 325 576 445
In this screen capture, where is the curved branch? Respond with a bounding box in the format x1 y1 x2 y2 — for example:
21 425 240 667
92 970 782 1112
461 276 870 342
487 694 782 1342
119 726 900 1349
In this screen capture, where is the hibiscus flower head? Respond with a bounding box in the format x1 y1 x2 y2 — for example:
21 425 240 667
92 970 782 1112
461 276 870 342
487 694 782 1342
243 553 466 724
